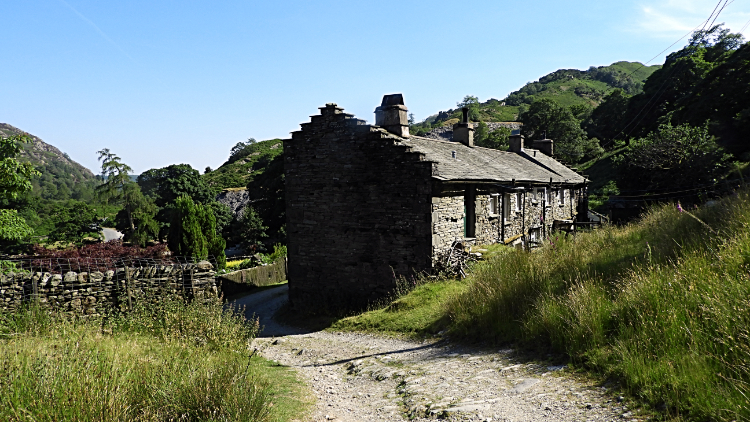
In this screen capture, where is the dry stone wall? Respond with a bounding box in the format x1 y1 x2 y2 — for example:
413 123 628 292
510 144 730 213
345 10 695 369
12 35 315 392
0 261 218 315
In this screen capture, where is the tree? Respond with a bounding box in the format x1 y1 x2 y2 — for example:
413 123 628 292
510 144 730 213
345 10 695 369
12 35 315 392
48 201 102 245
613 122 730 191
197 202 226 270
475 125 511 151
167 195 226 267
521 99 602 163
97 149 159 245
0 134 40 241
137 164 214 208
237 206 267 251
168 195 207 259
585 89 630 144
457 95 481 121
114 183 159 247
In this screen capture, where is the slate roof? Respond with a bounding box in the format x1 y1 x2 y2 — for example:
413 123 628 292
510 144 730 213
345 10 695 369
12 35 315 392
397 135 587 185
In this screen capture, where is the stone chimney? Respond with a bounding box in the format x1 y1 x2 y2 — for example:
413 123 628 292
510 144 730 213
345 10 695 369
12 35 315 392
533 138 554 156
509 133 524 153
453 107 474 147
375 94 409 137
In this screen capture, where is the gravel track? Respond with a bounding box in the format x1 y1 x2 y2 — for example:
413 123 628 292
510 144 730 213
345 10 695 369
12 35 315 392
230 285 642 422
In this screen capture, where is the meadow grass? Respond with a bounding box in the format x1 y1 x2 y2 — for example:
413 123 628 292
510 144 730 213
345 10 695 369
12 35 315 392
330 278 467 337
0 296 309 422
446 191 750 420
338 191 750 420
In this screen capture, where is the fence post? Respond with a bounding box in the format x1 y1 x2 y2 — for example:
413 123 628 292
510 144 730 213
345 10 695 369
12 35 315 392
32 275 38 305
125 266 133 311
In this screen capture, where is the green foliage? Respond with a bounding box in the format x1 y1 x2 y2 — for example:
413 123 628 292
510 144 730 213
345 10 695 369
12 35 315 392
114 184 159 247
47 200 102 245
475 123 511 150
237 206 268 250
203 138 284 191
0 209 34 241
138 164 214 208
167 195 226 265
245 153 285 245
456 95 481 121
598 25 748 152
97 149 158 245
0 134 39 242
443 192 750 420
0 135 40 201
521 98 603 163
198 202 227 270
167 195 207 258
0 296 309 421
612 122 731 191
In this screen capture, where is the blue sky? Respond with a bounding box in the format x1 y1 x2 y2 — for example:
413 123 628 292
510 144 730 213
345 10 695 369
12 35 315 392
2 0 749 174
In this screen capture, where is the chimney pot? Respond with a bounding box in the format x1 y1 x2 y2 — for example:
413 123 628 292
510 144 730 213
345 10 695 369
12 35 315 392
509 133 524 153
375 94 409 137
533 138 554 156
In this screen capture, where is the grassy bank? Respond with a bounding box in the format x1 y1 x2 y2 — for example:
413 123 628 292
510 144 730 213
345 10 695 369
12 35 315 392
338 191 750 420
0 297 309 421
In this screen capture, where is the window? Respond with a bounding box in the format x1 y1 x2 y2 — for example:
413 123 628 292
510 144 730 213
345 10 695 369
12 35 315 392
532 188 539 203
545 188 551 204
558 189 564 205
571 189 576 203
515 192 522 212
489 194 499 215
503 194 511 222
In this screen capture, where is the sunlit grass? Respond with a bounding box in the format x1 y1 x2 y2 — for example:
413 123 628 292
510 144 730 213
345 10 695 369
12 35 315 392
0 296 309 422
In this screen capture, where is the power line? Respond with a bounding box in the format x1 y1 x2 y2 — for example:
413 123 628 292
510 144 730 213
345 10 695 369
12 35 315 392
612 0 729 141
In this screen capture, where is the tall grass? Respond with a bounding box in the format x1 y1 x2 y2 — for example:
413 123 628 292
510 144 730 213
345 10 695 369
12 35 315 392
446 191 750 420
0 295 307 421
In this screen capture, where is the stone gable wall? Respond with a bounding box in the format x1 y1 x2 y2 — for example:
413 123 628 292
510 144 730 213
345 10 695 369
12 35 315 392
284 104 434 312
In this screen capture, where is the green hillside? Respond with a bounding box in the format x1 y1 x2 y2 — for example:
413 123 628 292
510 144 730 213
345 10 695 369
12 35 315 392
414 61 661 133
203 138 283 190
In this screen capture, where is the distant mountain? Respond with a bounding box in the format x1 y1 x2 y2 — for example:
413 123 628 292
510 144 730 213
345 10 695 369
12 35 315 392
414 61 662 132
0 123 98 200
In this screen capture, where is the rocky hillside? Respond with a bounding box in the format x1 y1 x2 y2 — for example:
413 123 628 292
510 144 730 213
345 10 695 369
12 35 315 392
0 124 95 182
0 124 98 200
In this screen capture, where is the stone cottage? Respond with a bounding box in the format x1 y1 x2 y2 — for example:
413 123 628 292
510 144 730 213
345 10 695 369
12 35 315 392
284 94 588 312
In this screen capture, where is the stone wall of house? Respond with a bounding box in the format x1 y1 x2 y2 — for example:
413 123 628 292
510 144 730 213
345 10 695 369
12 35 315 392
0 262 218 315
431 185 582 255
431 194 465 254
285 104 434 313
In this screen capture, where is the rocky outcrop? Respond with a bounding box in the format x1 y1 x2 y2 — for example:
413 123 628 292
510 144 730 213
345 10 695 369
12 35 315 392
216 188 253 218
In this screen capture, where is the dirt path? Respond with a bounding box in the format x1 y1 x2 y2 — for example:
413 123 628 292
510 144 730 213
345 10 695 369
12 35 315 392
230 286 639 422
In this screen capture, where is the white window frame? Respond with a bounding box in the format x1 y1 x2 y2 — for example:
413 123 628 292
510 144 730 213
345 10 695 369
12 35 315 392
515 192 522 212
558 189 564 205
545 188 551 205
489 194 500 216
532 188 539 203
503 193 511 222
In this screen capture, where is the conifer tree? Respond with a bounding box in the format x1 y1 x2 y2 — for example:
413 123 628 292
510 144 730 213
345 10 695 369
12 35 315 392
168 195 207 259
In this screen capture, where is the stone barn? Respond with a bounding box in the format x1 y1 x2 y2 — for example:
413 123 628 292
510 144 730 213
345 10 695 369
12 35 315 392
284 94 588 313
